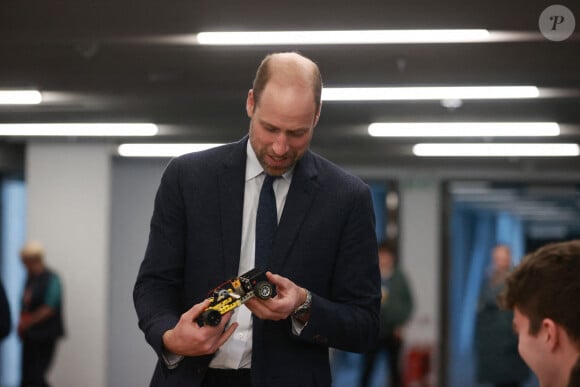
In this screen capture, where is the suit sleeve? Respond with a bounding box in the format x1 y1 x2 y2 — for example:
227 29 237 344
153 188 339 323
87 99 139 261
298 183 381 353
133 158 186 358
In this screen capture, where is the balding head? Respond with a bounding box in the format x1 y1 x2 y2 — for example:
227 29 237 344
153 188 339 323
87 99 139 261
493 244 512 272
251 52 322 114
21 240 45 261
20 240 46 276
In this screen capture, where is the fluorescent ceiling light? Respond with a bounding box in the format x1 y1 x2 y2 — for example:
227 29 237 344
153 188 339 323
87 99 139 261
0 90 42 104
368 122 560 137
413 143 580 157
455 194 519 203
196 29 490 45
118 143 224 157
0 123 158 136
322 86 539 101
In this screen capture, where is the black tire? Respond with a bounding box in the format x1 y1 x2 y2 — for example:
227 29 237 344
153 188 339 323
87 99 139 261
199 309 222 327
255 281 273 300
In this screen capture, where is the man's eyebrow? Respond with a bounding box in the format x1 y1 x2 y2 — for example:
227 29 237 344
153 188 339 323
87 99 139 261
259 118 309 133
258 119 277 129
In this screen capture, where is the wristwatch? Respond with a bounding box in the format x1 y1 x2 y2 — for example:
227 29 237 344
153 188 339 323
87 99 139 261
292 289 312 317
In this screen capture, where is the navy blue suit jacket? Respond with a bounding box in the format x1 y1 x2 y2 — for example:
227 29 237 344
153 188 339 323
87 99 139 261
134 137 380 387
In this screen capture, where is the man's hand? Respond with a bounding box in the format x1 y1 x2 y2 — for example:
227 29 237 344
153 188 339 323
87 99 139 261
162 299 238 357
245 272 307 321
18 306 55 337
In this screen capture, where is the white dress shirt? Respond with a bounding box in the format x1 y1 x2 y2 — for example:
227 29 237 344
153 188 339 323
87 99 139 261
208 141 292 369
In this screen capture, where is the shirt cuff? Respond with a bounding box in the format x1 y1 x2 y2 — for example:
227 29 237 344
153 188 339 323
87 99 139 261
291 315 308 336
162 348 184 369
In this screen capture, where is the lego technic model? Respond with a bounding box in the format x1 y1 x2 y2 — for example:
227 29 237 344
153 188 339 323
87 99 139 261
196 268 276 327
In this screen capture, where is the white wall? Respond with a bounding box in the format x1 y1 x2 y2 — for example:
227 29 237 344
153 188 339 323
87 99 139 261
399 178 441 381
26 143 111 387
108 158 165 387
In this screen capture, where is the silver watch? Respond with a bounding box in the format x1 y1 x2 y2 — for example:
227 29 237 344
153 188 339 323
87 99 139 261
292 289 312 317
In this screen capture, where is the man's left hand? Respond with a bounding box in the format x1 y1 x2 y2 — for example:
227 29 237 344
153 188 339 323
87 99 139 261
245 272 306 321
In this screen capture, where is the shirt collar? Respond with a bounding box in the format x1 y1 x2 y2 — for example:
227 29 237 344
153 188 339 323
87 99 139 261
245 141 294 182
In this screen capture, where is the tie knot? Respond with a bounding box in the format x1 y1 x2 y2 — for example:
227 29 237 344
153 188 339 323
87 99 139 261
262 173 279 187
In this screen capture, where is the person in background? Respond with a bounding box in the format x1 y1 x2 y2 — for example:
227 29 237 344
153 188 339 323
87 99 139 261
133 52 380 387
475 244 529 387
500 240 580 387
1 279 11 340
569 358 580 387
18 241 64 387
360 241 414 387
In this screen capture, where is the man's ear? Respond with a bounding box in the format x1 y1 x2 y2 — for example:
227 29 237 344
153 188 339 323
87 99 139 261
313 104 322 128
542 318 560 351
246 90 255 118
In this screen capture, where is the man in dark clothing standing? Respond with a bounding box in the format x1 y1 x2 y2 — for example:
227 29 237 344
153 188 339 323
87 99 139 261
0 279 11 340
18 241 64 387
475 245 529 387
134 52 380 387
360 242 414 387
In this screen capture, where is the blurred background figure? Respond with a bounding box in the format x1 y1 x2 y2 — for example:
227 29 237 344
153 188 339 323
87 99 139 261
569 358 580 387
475 244 529 387
18 241 64 387
1 279 11 340
360 241 414 387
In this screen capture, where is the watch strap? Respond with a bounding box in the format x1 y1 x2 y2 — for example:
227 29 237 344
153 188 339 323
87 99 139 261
292 289 312 317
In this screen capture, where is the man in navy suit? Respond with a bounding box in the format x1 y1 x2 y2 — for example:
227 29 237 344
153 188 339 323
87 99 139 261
134 52 381 387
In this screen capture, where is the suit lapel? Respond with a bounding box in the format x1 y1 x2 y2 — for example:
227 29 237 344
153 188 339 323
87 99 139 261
270 151 319 273
218 138 247 278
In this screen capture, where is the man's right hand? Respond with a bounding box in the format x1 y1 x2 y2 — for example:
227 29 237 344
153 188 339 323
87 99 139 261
162 299 238 357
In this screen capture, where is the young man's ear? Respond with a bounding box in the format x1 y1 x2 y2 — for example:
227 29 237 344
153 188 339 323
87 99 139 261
246 90 255 118
542 318 560 351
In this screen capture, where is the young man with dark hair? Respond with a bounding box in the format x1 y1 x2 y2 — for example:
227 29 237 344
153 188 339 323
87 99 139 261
500 240 580 387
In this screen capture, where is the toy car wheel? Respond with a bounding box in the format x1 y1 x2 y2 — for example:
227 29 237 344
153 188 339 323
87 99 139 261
200 309 222 327
255 281 274 300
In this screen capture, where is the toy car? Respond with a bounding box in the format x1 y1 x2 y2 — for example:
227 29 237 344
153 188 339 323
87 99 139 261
196 268 276 327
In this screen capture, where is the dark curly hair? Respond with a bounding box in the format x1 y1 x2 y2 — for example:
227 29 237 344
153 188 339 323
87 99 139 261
499 239 580 344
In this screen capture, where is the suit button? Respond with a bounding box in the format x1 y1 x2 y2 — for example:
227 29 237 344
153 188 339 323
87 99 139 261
313 334 328 344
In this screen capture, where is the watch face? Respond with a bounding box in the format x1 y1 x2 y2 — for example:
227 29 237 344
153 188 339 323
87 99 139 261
294 304 309 316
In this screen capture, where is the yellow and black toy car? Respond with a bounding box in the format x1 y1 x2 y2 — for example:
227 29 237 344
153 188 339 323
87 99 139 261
196 268 276 327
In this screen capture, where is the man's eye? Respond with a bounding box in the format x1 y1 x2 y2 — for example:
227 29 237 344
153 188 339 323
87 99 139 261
290 130 307 138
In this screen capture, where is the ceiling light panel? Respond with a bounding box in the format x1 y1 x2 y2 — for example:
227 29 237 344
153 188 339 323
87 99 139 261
368 122 560 137
322 86 539 101
0 123 158 136
117 143 224 157
413 143 580 157
196 29 491 45
0 90 42 104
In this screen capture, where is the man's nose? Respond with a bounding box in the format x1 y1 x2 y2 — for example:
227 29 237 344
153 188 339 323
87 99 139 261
272 134 289 155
